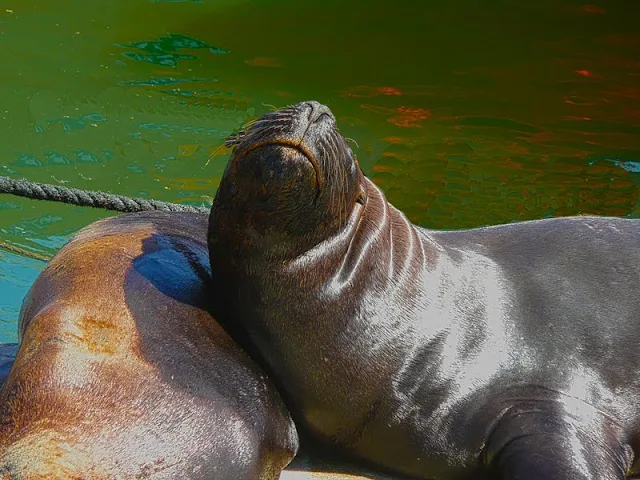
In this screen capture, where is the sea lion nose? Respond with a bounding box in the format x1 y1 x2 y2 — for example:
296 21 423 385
301 101 335 124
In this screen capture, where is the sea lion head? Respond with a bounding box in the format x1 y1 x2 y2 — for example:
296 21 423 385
211 101 366 259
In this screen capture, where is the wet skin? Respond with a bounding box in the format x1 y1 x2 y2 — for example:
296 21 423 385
208 101 640 479
0 212 298 479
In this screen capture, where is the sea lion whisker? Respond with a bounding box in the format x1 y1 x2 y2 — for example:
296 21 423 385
244 123 288 142
242 118 259 129
261 102 281 112
269 109 295 116
321 141 335 210
249 117 291 132
345 137 360 149
204 143 228 168
260 113 295 124
328 135 344 222
224 130 247 148
249 127 290 145
246 119 275 130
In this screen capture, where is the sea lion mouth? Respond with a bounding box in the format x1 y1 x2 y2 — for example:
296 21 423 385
239 139 324 195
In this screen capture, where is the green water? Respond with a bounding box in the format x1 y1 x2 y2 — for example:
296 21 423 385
0 0 638 342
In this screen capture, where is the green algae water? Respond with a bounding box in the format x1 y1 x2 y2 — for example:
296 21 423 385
0 0 638 341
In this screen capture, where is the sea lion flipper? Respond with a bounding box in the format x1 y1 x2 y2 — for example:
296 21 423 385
483 407 631 480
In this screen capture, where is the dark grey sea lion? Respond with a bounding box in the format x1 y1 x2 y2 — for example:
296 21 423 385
208 100 640 479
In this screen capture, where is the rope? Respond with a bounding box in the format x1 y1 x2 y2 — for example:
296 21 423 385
0 240 51 263
0 176 211 213
0 175 213 263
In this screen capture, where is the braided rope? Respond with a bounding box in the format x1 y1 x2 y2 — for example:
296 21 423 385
0 240 51 262
0 175 212 262
0 176 211 213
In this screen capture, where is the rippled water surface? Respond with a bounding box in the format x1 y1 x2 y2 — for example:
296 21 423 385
0 0 638 341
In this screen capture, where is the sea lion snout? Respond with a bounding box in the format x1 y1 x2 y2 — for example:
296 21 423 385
300 100 335 126
211 102 364 258
223 101 355 193
225 101 336 154
221 102 332 197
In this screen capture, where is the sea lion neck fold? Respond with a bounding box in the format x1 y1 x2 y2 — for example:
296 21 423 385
284 177 435 300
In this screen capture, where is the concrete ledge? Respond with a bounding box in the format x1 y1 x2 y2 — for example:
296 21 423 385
280 471 382 479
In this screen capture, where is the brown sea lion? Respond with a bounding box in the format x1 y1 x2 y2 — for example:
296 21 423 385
0 211 298 479
208 101 640 479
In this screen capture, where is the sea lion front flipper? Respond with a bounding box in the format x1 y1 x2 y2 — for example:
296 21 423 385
483 403 631 479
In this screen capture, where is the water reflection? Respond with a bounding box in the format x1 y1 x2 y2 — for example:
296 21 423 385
118 33 229 66
372 140 638 228
0 251 42 342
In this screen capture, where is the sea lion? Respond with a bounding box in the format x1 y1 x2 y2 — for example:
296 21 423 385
0 211 298 479
208 100 640 479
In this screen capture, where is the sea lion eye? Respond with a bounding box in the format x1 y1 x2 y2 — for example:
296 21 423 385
356 191 365 205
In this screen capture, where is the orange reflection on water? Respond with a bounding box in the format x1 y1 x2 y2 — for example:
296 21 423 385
372 164 395 173
383 136 408 144
564 96 595 106
379 87 402 96
360 104 394 115
245 57 283 67
178 144 199 156
341 86 403 98
388 106 431 128
581 5 605 14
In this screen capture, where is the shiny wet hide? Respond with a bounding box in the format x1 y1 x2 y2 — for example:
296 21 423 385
0 212 297 479
208 102 640 479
